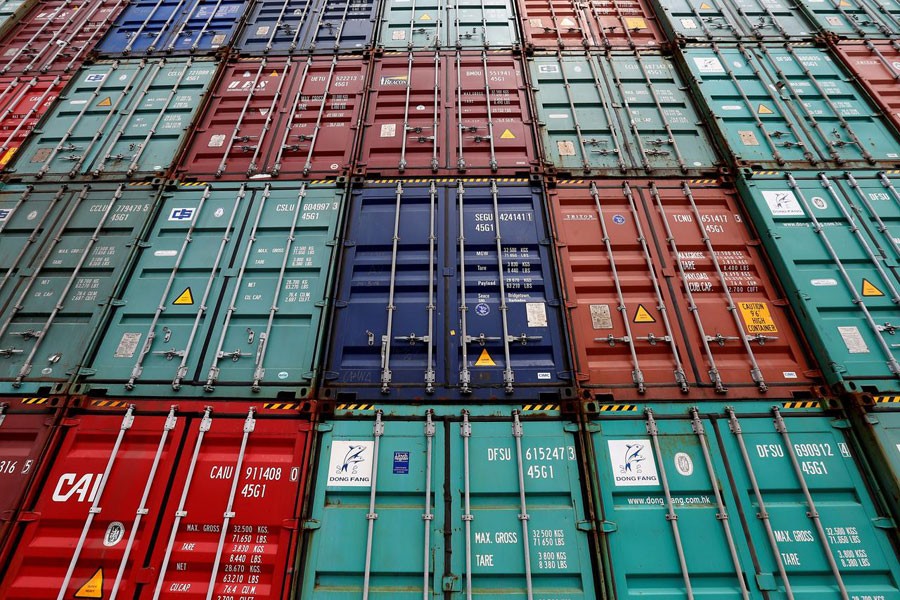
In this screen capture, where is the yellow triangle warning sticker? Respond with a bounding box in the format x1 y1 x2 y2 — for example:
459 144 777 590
560 17 575 26
270 70 279 76
173 287 194 305
475 348 496 367
420 12 432 19
699 2 712 8
758 104 774 115
97 97 112 107
839 0 850 5
500 129 516 139
862 278 884 297
633 304 656 323
75 568 103 599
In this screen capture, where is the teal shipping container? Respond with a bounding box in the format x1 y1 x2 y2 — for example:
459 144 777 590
528 52 723 177
682 44 900 171
736 170 900 396
845 396 900 530
4 57 217 182
298 404 598 599
0 183 161 395
648 0 819 43
76 181 344 400
377 0 519 50
796 0 900 39
584 400 900 599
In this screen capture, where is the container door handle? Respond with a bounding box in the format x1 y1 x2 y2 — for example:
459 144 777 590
511 411 534 600
362 410 385 600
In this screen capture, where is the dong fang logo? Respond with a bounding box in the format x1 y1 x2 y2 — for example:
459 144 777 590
608 439 659 487
327 440 374 487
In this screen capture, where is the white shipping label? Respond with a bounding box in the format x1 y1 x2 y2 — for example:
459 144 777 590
810 278 838 287
114 333 141 358
762 190 804 216
590 304 613 329
526 302 547 327
256 26 270 35
392 30 406 39
608 439 659 486
838 326 869 354
381 123 396 137
208 134 225 148
327 440 375 487
680 18 698 28
693 57 725 73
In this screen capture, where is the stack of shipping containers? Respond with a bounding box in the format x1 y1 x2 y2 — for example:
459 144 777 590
0 0 896 597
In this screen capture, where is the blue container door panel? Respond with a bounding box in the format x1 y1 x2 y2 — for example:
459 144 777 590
311 0 378 53
327 181 569 400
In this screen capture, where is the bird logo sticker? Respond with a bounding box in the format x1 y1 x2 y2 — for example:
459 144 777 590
608 439 659 486
328 440 375 487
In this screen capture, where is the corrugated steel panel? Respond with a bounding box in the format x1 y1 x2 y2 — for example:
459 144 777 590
78 181 344 399
0 0 36 38
0 399 314 600
0 183 162 395
176 55 367 180
4 57 217 182
833 41 900 132
518 0 665 50
323 180 572 401
548 179 820 402
377 0 520 50
797 0 900 39
235 0 378 54
0 75 67 170
648 0 819 43
585 402 900 599
357 51 539 177
0 0 126 77
299 409 597 598
0 396 65 569
736 170 900 395
528 52 722 177
682 44 900 170
97 0 249 56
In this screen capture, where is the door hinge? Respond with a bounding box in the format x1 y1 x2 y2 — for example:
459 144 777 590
302 519 321 530
599 520 617 533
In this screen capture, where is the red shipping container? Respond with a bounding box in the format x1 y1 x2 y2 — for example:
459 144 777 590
175 55 367 181
356 51 539 177
0 74 67 168
518 0 666 50
548 179 822 402
0 398 315 600
0 0 126 76
0 396 66 569
833 41 900 132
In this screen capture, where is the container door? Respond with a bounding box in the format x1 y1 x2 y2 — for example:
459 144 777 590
795 0 900 38
0 406 312 600
300 412 596 599
448 414 596 598
83 182 343 398
588 410 756 598
0 184 159 394
715 409 900 599
300 416 446 598
309 0 378 52
737 173 900 393
0 75 65 168
166 0 245 53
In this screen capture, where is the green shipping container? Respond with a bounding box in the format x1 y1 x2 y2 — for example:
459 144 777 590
585 401 900 599
377 0 519 49
682 45 900 171
846 397 900 533
796 0 900 39
76 181 345 399
736 170 900 395
298 405 597 599
4 57 217 181
648 0 819 43
0 182 161 395
528 52 722 177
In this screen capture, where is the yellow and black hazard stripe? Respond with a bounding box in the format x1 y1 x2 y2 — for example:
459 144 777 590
177 181 209 187
782 400 819 409
521 404 559 412
263 402 303 410
336 403 375 411
596 404 637 412
90 399 131 409
689 179 717 184
874 396 900 404
370 177 528 184
883 170 900 176
128 181 155 187
751 171 782 176
21 397 49 405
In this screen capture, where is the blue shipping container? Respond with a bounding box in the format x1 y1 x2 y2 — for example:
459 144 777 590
235 0 378 54
323 180 572 401
97 0 248 56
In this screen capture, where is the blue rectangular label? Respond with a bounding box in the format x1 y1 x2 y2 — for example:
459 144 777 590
393 451 410 474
